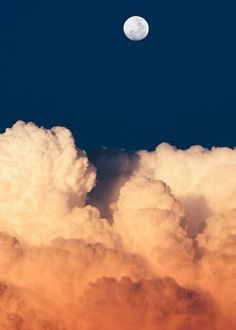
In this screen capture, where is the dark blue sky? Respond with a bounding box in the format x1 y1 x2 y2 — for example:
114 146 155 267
0 0 235 150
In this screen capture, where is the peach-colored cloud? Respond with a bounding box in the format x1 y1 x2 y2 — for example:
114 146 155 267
0 122 235 329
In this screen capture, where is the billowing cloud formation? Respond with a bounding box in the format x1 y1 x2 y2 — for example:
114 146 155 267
113 174 194 281
0 121 235 329
0 121 113 246
137 144 236 235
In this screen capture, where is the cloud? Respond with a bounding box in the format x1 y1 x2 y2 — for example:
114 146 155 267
78 276 218 330
197 210 236 316
137 143 236 236
113 174 194 282
0 121 110 245
0 121 235 329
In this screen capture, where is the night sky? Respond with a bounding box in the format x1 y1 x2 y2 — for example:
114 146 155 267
0 0 235 150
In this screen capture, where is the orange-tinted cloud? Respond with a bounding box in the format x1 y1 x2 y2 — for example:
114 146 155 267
0 121 235 329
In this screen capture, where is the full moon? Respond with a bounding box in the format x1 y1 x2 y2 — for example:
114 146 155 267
123 16 149 41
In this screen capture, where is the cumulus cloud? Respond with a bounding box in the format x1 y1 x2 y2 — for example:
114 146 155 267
137 143 236 236
78 277 218 330
0 121 112 246
113 174 194 282
0 121 235 329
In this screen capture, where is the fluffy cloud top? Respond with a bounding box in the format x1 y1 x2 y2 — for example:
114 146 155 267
0 121 235 329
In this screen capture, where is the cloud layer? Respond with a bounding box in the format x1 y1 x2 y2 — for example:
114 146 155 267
0 121 235 329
